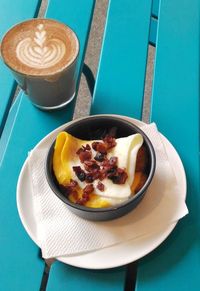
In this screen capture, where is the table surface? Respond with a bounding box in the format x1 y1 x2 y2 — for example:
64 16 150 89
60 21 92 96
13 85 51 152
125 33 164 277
0 0 199 290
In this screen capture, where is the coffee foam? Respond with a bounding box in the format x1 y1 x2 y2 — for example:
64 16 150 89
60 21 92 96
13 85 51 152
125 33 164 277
1 19 79 76
16 24 66 69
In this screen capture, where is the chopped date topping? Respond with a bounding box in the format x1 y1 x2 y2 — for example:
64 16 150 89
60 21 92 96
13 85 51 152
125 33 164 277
91 169 100 180
101 158 117 174
77 149 92 163
106 166 117 177
94 152 106 162
68 135 128 205
82 144 91 151
59 182 78 197
83 184 94 194
97 181 105 191
84 160 101 181
85 173 94 183
71 190 78 200
72 166 86 182
108 168 128 184
99 170 107 181
109 156 118 166
76 144 92 163
91 142 100 151
82 193 90 199
103 135 116 149
69 179 78 187
84 160 95 167
75 185 94 205
101 159 110 167
76 198 88 205
92 142 107 154
76 148 82 155
92 135 116 153
102 157 117 167
118 167 126 174
78 172 86 181
59 185 72 196
84 160 100 172
76 144 91 154
96 142 107 154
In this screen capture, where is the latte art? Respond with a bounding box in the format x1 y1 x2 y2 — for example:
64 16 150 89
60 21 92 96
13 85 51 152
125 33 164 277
1 19 79 76
16 24 66 69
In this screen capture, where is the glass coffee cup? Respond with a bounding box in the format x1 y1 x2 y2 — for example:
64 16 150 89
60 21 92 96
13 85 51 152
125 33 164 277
0 18 79 110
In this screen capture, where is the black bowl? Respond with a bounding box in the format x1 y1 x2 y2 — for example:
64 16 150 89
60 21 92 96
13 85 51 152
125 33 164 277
45 115 156 221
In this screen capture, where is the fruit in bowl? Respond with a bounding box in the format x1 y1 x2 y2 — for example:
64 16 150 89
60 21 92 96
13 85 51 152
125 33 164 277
53 131 147 207
46 115 156 221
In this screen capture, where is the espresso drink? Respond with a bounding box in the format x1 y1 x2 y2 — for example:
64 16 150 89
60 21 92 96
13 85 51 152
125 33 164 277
1 19 79 109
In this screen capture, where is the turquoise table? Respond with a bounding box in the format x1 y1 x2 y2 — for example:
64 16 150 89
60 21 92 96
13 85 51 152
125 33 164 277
0 0 199 290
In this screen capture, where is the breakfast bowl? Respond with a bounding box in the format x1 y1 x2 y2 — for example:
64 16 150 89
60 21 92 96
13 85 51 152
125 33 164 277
45 115 156 221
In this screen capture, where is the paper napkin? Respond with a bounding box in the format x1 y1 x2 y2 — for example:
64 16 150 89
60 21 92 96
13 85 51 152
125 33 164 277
28 123 188 259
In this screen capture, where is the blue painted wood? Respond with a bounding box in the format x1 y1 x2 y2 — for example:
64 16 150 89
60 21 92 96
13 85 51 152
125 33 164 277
0 92 23 166
149 18 157 46
47 262 125 291
0 95 45 291
136 0 200 290
0 0 97 290
42 1 124 289
0 2 45 290
152 0 160 18
91 0 152 119
0 0 42 136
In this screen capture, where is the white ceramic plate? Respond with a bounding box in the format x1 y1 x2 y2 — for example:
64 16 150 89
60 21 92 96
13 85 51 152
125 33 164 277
16 115 186 269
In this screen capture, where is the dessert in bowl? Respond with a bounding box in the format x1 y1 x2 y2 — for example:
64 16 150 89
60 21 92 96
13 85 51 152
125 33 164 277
46 115 156 221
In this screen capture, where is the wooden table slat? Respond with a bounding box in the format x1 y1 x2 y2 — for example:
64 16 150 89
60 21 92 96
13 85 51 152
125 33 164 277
91 0 152 120
152 0 160 18
0 1 44 290
0 97 44 291
0 92 23 166
0 0 42 135
48 262 125 291
136 0 200 290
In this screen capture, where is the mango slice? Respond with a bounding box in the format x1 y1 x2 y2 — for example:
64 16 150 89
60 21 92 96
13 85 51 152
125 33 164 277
53 132 81 185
